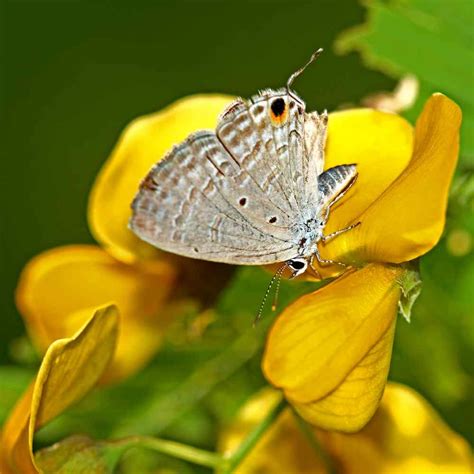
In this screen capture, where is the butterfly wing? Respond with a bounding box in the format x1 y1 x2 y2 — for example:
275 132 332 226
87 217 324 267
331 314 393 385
217 90 328 222
303 110 328 189
130 129 297 265
130 90 327 265
217 91 303 220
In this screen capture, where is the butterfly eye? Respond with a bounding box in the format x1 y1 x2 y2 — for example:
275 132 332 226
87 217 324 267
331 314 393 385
287 258 308 276
289 260 305 270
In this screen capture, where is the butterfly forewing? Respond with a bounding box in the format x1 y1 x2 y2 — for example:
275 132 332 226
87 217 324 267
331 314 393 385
130 129 297 264
216 94 300 222
130 89 327 266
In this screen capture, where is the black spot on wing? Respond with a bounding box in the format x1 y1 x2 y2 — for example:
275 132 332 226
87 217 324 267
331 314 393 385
271 98 286 117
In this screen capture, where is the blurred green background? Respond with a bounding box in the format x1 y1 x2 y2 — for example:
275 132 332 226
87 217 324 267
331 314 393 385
1 0 473 471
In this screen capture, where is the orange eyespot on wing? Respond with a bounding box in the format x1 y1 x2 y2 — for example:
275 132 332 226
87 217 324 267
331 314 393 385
269 97 288 125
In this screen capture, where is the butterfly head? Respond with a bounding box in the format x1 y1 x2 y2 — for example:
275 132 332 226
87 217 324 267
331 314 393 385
287 257 308 278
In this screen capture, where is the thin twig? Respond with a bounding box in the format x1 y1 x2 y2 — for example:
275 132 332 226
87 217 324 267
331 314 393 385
221 397 287 473
115 435 223 469
292 409 336 474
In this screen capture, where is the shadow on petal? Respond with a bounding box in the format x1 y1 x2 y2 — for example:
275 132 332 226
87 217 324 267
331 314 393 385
0 305 118 474
88 94 234 264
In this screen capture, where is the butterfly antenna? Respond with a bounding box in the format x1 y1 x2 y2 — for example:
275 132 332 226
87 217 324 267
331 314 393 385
287 48 323 91
254 264 287 327
271 266 284 312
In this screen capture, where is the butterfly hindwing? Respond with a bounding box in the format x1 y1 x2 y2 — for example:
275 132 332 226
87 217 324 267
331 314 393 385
216 94 300 224
130 130 297 264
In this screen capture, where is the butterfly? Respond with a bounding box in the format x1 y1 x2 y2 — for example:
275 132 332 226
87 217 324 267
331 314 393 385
130 50 358 280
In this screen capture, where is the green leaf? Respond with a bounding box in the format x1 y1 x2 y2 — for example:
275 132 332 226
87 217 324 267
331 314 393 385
390 228 474 440
397 262 422 323
336 0 474 163
34 435 128 474
36 434 222 473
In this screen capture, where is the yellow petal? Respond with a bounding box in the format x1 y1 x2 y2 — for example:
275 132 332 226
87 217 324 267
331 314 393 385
0 385 33 474
319 382 473 473
324 94 462 265
291 317 395 432
219 385 472 474
88 94 234 263
218 388 327 474
262 263 403 431
16 245 178 383
324 108 414 237
0 305 118 474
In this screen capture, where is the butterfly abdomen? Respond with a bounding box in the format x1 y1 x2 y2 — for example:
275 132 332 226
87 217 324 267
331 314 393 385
318 164 358 204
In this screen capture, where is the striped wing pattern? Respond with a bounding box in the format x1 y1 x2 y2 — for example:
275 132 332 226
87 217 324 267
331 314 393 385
130 90 329 265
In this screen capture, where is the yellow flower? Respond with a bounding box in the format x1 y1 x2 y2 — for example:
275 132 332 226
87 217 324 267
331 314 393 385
15 95 235 384
0 305 118 474
219 384 473 474
16 245 177 383
15 91 460 429
263 94 462 431
264 263 401 432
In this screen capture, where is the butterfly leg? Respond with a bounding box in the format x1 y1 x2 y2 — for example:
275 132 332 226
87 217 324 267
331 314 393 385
313 246 348 268
319 183 358 229
309 255 322 279
322 221 361 243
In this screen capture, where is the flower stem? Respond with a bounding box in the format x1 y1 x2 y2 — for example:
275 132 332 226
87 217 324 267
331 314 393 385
120 435 222 469
112 394 287 472
221 397 287 473
292 409 336 474
114 317 272 437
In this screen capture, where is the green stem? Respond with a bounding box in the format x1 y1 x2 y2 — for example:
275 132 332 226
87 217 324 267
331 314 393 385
120 435 223 469
221 397 287 473
111 393 287 472
114 316 272 437
292 409 336 474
